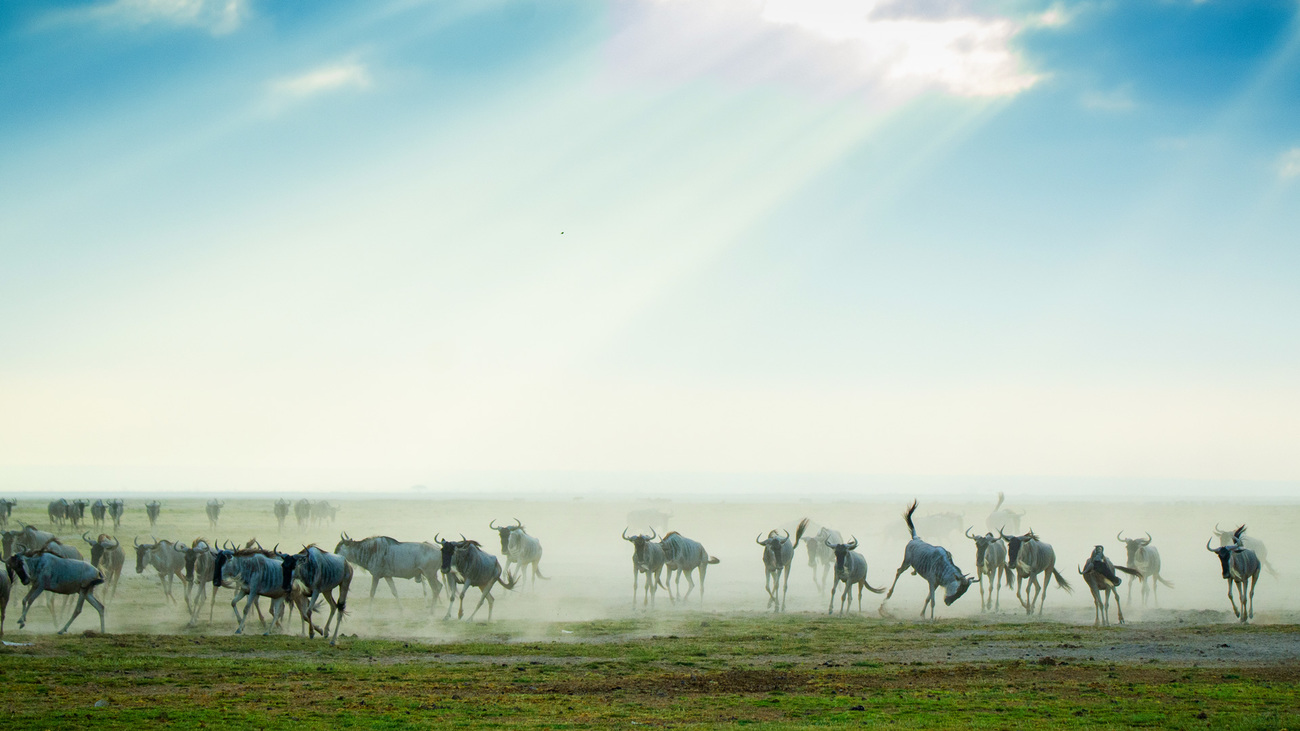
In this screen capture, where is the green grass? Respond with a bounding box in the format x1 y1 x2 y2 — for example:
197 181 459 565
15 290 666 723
2 617 1297 729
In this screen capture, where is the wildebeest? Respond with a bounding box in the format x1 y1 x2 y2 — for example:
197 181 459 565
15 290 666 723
212 548 293 635
310 501 339 526
1213 523 1277 577
6 550 106 634
48 499 70 527
146 501 162 528
134 537 188 606
69 499 89 529
274 499 291 531
91 500 107 529
1116 531 1174 607
909 512 964 544
660 531 720 603
206 500 225 529
1001 528 1072 615
1207 525 1261 624
333 533 443 609
435 536 517 621
986 492 1024 535
490 519 547 589
82 532 125 599
0 498 15 529
5 524 59 559
884 501 977 618
756 518 808 612
965 527 1009 612
0 557 9 636
625 508 672 533
294 499 313 529
1079 545 1141 627
108 499 125 529
623 528 668 608
826 536 886 616
290 545 352 644
801 525 841 593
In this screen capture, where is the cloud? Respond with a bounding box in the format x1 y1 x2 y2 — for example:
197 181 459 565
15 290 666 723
1080 85 1136 112
1281 148 1300 181
606 0 1043 102
47 0 252 35
269 62 372 100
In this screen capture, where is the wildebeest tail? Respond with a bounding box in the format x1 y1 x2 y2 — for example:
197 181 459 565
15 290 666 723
903 500 918 540
708 557 720 564
864 579 886 595
1115 565 1142 578
1156 576 1175 588
535 566 550 580
498 571 519 591
1049 568 1073 593
793 517 809 548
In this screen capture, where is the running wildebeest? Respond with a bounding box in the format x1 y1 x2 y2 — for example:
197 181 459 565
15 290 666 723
883 501 977 618
801 525 842 593
660 531 720 603
965 527 1009 612
1207 525 1261 624
48 499 70 527
294 499 313 529
0 499 15 529
757 518 808 612
82 532 125 599
134 537 188 606
1213 523 1277 577
310 501 339 526
333 533 443 609
146 501 162 528
6 550 107 634
274 499 291 531
1116 531 1174 607
623 527 668 608
290 545 352 644
179 538 219 626
435 536 517 621
626 508 672 533
1079 545 1141 627
0 558 9 636
69 499 89 529
490 519 548 589
826 536 886 616
1000 528 1072 616
108 499 125 530
986 492 1024 535
212 547 293 635
91 500 107 529
206 500 224 529
5 524 59 559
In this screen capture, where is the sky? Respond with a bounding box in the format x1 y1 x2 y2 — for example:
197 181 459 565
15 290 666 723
1 0 1298 496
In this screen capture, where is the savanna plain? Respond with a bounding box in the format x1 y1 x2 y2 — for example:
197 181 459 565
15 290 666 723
2 495 1298 729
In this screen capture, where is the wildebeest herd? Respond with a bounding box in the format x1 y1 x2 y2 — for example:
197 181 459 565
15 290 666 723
0 492 1283 640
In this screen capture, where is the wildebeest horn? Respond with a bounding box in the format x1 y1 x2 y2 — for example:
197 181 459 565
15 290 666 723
1206 538 1216 552
272 543 279 554
846 536 858 551
966 526 976 539
490 519 500 530
83 531 92 543
1141 532 1152 546
173 543 187 552
622 527 632 541
433 533 442 545
824 539 834 548
134 536 142 547
513 518 522 528
755 533 766 546
780 529 789 540
341 531 350 541
998 528 1008 540
969 574 982 583
1214 522 1223 534
460 533 467 542
1116 530 1126 542
649 528 657 540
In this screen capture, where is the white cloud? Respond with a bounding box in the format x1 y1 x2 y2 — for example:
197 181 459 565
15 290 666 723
269 62 372 100
606 0 1043 101
50 0 251 35
1279 147 1300 181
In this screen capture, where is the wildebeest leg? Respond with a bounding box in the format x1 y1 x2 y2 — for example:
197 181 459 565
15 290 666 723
1247 575 1257 621
699 564 707 603
368 574 382 601
18 585 46 629
828 576 841 615
1226 579 1239 618
469 586 493 621
58 591 90 634
856 583 864 613
920 583 935 618
237 591 261 634
632 563 640 607
1113 588 1124 625
229 587 248 624
884 558 913 600
781 566 791 613
384 577 404 612
1026 574 1042 615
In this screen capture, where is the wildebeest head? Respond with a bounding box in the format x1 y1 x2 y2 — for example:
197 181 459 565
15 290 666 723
1 529 16 559
825 537 858 573
1206 537 1245 579
622 527 658 564
944 573 976 605
433 534 461 573
965 527 997 568
280 552 301 591
1116 531 1151 566
83 532 104 566
999 529 1036 566
212 549 236 587
756 528 789 560
6 554 29 585
133 537 155 573
489 519 522 554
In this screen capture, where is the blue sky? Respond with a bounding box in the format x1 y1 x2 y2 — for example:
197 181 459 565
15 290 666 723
1 0 1298 493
